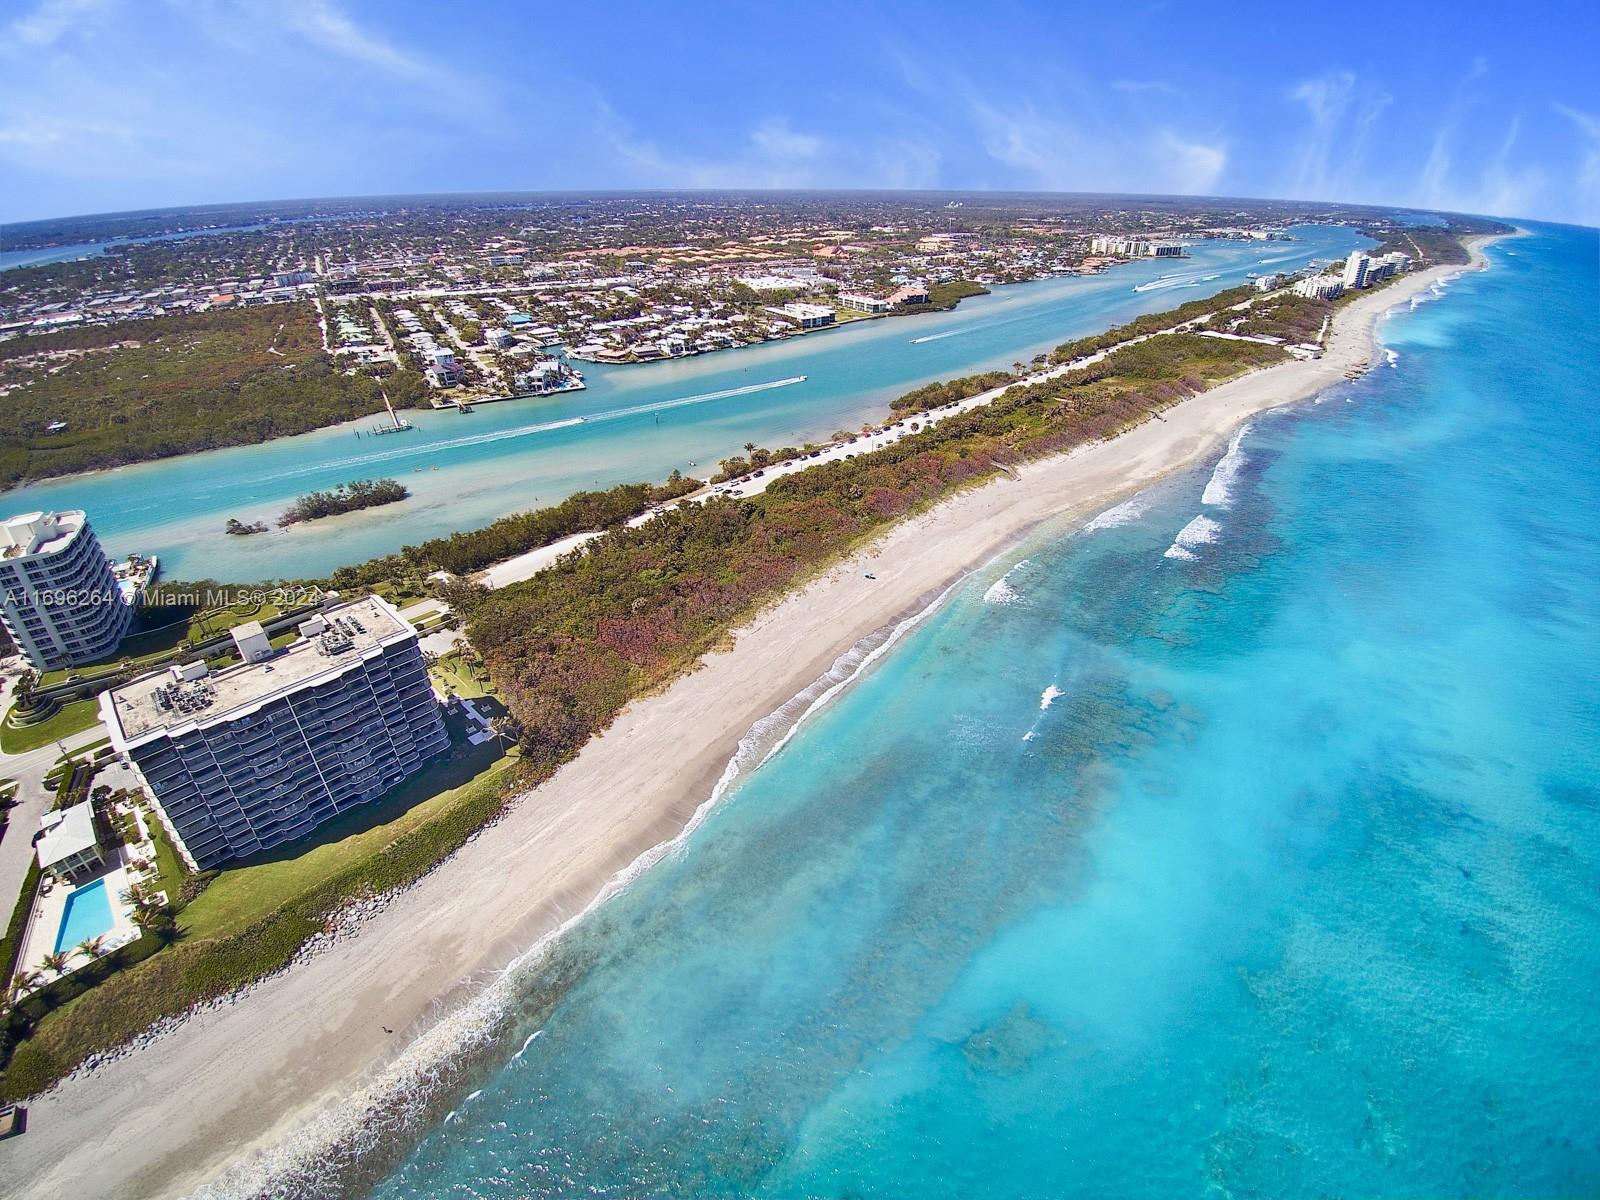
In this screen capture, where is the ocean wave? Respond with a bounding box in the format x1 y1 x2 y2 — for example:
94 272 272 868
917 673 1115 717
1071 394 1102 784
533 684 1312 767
193 568 976 1200
1385 349 1400 368
982 555 1033 604
1082 494 1150 532
1200 423 1250 508
984 578 1022 605
1163 513 1223 561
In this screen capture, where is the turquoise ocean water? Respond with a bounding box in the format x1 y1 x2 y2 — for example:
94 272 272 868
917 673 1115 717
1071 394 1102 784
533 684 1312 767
3 227 1362 581
340 223 1600 1199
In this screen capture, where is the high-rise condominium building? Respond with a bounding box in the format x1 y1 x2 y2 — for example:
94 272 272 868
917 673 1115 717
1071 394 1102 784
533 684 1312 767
0 510 131 670
101 596 448 869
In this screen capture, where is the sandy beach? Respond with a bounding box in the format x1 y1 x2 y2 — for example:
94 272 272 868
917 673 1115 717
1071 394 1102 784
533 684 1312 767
4 241 1496 1200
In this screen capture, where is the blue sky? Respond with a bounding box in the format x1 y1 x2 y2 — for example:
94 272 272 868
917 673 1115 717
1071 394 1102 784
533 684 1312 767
2 0 1597 226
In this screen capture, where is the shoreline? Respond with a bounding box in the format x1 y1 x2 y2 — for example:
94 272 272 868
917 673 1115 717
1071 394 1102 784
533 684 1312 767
4 237 1502 1200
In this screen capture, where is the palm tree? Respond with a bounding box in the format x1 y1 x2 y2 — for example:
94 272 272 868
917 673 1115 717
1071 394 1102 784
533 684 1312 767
489 715 522 752
9 970 42 1001
77 936 106 960
743 441 757 455
40 951 70 975
120 882 149 907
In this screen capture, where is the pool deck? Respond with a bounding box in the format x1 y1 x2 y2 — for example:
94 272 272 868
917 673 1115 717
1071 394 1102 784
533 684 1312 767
14 811 148 988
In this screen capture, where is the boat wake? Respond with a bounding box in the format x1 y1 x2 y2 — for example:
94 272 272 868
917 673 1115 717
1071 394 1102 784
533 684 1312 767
250 377 810 487
910 330 963 344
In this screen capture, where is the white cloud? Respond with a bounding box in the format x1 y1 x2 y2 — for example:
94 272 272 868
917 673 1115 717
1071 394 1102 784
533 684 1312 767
7 0 115 47
276 0 429 78
1160 130 1226 193
1112 79 1178 97
603 110 827 188
1288 70 1391 202
972 101 1225 196
749 117 821 163
1554 102 1600 226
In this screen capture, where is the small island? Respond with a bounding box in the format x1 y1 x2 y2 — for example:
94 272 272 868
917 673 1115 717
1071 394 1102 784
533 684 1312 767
278 478 410 527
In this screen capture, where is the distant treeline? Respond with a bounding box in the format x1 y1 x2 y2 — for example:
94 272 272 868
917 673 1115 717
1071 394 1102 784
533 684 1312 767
280 479 408 526
0 304 427 490
326 474 700 588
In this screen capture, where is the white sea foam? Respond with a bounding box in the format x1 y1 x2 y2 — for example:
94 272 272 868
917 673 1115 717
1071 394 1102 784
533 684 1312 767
1082 494 1150 532
1385 349 1400 368
983 578 1021 605
982 556 1032 604
195 568 978 1200
1163 514 1223 561
1040 685 1063 710
1021 731 1035 742
1200 423 1250 508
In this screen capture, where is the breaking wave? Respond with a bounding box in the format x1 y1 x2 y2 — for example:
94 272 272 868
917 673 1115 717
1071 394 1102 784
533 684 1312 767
1163 514 1223 561
1082 494 1150 533
1201 424 1251 509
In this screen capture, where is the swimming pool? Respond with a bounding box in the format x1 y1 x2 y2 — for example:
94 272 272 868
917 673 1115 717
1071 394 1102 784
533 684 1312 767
53 878 116 954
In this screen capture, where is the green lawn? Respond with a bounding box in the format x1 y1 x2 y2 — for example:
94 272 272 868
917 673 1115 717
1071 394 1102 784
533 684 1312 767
36 602 291 689
430 651 493 699
179 741 515 940
0 698 102 755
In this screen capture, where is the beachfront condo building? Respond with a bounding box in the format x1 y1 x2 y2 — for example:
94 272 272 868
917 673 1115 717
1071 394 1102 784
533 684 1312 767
100 595 448 869
1342 251 1372 290
1090 236 1187 257
1295 273 1346 301
0 509 131 671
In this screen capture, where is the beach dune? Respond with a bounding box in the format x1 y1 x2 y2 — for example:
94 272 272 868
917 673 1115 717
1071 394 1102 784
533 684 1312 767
3 243 1494 1200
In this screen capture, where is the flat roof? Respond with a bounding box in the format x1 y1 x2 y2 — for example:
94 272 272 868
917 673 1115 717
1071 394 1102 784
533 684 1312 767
103 596 414 745
1 509 85 560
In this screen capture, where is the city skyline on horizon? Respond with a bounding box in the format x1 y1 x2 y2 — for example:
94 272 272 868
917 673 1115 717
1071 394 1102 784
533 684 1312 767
2 0 1597 228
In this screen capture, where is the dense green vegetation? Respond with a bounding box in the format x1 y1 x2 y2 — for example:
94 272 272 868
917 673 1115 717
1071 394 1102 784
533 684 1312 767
924 280 989 308
888 370 1017 414
1046 285 1256 366
279 478 409 526
327 475 700 588
1369 225 1475 266
0 304 427 489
